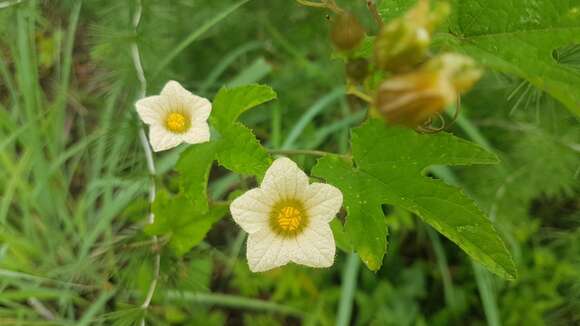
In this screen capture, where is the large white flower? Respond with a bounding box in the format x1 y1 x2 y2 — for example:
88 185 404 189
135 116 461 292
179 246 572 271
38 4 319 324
230 157 343 272
135 80 211 152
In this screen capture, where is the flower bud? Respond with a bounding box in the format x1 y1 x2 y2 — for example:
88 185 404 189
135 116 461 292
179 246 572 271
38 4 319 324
374 0 450 72
374 53 482 127
331 12 365 51
346 58 369 83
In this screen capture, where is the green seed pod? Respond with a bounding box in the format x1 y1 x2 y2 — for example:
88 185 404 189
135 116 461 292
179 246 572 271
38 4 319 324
374 0 450 73
346 58 369 83
331 12 365 51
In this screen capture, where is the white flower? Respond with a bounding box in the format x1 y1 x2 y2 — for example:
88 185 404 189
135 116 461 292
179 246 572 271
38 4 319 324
135 80 211 152
230 157 343 272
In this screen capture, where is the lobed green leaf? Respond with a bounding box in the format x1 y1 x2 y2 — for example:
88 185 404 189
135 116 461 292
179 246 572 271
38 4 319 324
313 119 516 279
444 0 580 117
211 84 277 126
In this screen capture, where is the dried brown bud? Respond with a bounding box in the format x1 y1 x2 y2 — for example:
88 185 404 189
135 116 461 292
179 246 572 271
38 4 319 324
346 58 369 83
374 53 482 127
331 12 365 51
374 0 450 72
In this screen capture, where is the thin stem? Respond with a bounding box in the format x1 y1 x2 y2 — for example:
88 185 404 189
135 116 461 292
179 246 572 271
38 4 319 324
165 291 304 318
0 0 23 9
366 0 384 28
268 148 332 157
28 298 55 320
131 1 160 325
296 0 343 13
336 253 360 326
296 0 327 9
347 86 373 103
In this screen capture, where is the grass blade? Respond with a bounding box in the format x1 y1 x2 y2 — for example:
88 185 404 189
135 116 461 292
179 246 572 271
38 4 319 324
153 0 251 76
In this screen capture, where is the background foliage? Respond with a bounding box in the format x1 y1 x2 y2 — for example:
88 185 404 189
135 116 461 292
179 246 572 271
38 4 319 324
0 0 578 325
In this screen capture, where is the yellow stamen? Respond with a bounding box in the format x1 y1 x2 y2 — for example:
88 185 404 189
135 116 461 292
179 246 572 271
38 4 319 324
270 200 308 237
165 112 189 133
277 206 302 231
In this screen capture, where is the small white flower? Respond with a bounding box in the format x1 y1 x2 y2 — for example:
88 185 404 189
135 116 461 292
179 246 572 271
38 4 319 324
136 80 211 152
230 157 343 272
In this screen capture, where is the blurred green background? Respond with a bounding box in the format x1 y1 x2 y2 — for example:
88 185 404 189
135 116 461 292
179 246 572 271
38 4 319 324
0 0 578 325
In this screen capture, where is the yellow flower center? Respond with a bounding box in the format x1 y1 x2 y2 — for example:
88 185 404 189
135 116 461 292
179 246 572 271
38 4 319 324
277 206 302 231
165 112 190 133
269 199 308 237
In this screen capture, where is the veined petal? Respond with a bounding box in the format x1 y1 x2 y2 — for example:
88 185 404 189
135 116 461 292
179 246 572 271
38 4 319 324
261 157 309 201
303 183 343 223
192 98 212 123
161 80 211 123
247 229 291 272
181 122 210 145
136 95 168 125
149 125 182 152
291 221 335 268
230 188 271 234
160 80 190 99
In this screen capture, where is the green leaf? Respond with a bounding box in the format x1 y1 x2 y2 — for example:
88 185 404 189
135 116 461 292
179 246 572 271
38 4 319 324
146 191 228 256
210 84 276 177
331 219 353 253
216 123 271 177
442 0 580 117
313 119 516 280
175 142 218 213
376 0 580 116
211 84 277 126
175 84 276 212
377 0 415 21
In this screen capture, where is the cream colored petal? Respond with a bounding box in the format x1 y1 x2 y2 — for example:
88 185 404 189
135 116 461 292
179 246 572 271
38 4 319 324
135 95 168 125
148 125 182 152
160 80 189 98
291 221 335 268
246 229 291 272
303 183 343 223
230 188 271 234
161 80 211 123
191 97 212 123
261 157 309 201
181 122 210 145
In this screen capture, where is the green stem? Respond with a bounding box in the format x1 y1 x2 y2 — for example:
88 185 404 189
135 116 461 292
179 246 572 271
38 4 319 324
296 0 327 9
165 291 304 317
336 253 360 326
296 0 343 13
268 148 332 157
347 86 373 103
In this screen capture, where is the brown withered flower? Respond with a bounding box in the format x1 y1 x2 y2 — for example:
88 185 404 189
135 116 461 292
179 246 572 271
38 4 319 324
374 53 482 128
374 0 449 73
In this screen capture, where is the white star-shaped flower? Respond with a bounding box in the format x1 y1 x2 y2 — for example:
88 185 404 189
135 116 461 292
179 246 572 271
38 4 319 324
135 80 211 152
230 157 343 272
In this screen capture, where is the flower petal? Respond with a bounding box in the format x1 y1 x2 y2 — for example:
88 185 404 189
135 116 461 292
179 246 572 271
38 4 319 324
291 221 335 268
135 95 168 125
230 188 271 234
192 98 212 123
246 229 291 272
148 125 182 152
161 80 211 123
303 183 343 223
160 80 190 98
181 122 210 145
261 157 309 202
